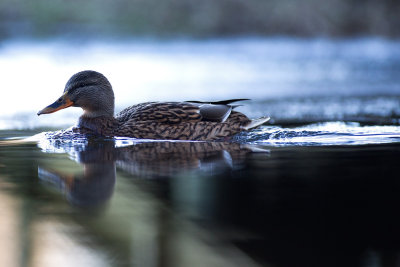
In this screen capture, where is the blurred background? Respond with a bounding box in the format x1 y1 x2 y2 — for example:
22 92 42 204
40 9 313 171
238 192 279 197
0 0 399 130
1 0 400 38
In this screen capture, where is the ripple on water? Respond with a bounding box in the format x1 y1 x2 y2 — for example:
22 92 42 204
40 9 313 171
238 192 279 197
19 122 400 148
235 122 400 146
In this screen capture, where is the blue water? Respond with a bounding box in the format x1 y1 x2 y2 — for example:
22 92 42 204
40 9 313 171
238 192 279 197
1 37 400 146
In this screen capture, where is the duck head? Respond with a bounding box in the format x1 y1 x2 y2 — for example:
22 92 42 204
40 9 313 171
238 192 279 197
37 70 115 118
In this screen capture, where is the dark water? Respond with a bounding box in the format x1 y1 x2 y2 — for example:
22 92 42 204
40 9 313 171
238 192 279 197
1 37 400 266
1 129 400 267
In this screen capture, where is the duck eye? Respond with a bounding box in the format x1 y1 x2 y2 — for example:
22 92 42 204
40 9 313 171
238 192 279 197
58 97 63 102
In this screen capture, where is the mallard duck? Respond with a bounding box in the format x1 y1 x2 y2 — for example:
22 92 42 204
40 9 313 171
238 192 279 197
37 70 269 140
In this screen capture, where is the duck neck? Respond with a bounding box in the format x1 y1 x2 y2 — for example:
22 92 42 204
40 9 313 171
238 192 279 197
82 107 114 119
78 115 119 137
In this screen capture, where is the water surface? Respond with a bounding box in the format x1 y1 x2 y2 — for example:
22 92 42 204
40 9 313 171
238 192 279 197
1 37 400 267
1 131 400 267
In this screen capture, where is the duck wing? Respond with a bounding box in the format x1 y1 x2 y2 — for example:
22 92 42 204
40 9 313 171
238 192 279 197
116 99 250 125
196 104 232 122
186 99 250 122
116 102 202 124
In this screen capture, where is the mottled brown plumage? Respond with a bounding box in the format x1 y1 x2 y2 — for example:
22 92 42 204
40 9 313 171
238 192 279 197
38 70 269 141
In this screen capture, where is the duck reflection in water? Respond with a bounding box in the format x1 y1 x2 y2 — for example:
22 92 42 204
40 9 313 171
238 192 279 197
38 139 117 208
115 141 266 177
37 134 268 207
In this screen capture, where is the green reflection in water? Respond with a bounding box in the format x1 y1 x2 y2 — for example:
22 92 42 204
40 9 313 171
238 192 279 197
0 130 262 267
3 129 400 267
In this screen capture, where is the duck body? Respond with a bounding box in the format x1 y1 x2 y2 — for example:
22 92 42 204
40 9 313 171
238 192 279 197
38 71 269 141
79 101 253 140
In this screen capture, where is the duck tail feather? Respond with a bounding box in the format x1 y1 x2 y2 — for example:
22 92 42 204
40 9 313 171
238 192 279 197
242 116 270 130
186 99 250 105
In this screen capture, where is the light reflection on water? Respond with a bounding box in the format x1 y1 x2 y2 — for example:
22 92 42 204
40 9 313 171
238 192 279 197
27 121 400 147
0 136 267 267
235 122 400 146
1 132 400 266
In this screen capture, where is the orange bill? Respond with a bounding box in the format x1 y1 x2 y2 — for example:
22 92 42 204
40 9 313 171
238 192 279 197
37 93 74 115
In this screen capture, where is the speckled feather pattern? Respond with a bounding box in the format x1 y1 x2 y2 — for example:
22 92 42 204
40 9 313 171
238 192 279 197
38 71 262 140
78 102 251 140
